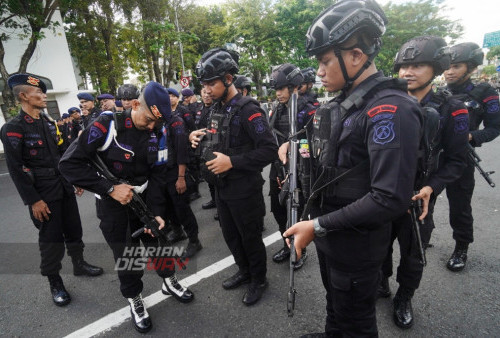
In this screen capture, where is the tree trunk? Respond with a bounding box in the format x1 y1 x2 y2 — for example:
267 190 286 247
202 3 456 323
0 40 17 122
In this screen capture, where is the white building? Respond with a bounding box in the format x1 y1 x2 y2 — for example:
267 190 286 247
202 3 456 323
0 10 85 153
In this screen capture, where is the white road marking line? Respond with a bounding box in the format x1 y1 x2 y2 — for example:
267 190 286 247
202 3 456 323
65 230 283 338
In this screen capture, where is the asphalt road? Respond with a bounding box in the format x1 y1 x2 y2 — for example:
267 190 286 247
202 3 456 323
0 138 499 337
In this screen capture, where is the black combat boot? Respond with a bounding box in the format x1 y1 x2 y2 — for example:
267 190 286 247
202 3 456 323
222 269 251 290
446 241 469 272
272 246 290 263
48 274 71 306
181 239 203 259
378 275 391 298
242 279 268 306
293 248 308 270
167 228 187 243
72 257 104 277
161 274 194 303
393 286 415 329
202 199 216 209
127 293 152 333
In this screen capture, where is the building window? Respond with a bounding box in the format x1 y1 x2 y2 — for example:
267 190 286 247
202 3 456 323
46 100 60 119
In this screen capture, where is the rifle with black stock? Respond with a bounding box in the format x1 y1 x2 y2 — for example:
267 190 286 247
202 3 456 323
286 92 300 317
467 143 495 187
91 154 170 245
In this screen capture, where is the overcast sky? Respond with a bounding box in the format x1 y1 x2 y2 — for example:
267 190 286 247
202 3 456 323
198 0 499 48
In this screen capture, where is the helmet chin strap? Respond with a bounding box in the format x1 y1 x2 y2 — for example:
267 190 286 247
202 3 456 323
409 74 435 94
334 44 380 93
214 76 233 103
448 70 472 90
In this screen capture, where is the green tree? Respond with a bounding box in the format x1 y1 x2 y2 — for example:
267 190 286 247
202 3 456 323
486 46 500 64
62 0 129 94
1 0 61 121
378 0 463 76
222 0 278 96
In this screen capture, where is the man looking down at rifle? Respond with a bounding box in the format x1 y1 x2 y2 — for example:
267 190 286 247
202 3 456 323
59 82 194 334
189 48 277 306
282 1 422 336
379 36 469 329
443 42 500 272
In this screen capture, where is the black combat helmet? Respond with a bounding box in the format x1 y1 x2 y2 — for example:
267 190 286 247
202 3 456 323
195 48 239 82
449 42 484 68
393 36 451 76
305 0 387 91
117 84 140 100
301 67 316 84
305 0 387 57
270 63 304 89
234 76 252 90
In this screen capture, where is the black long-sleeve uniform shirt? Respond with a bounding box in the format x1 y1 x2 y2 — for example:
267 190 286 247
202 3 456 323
213 93 278 199
59 110 164 214
421 90 469 195
447 79 500 147
0 110 74 205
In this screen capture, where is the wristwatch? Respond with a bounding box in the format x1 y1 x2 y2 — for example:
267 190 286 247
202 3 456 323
106 185 114 195
313 218 327 237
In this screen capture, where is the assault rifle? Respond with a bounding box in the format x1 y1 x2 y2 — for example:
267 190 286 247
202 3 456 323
409 192 427 266
286 93 300 317
91 155 169 244
467 143 495 188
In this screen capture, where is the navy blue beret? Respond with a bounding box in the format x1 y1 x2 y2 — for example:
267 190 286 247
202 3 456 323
166 88 179 97
7 74 47 93
181 88 194 97
143 82 171 121
97 93 115 100
68 107 81 114
62 113 70 119
115 100 123 107
77 92 94 101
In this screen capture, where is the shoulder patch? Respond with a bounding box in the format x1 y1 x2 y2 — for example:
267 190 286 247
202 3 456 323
454 115 468 134
451 109 468 117
483 95 499 103
367 104 397 118
248 112 262 121
373 120 395 145
6 132 23 149
88 125 105 144
93 121 107 133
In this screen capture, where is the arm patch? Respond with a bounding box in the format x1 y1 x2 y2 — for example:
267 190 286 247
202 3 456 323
367 104 397 118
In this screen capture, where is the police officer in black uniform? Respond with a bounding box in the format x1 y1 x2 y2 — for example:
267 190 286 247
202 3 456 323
190 48 278 305
443 42 500 271
196 88 219 217
59 82 194 333
153 107 203 259
1 74 103 307
117 83 140 111
234 76 252 97
380 36 469 329
299 67 320 106
268 63 316 270
77 92 101 128
68 107 84 143
282 1 422 336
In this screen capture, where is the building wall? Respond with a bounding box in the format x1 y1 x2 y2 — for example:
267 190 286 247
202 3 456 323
0 10 84 153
